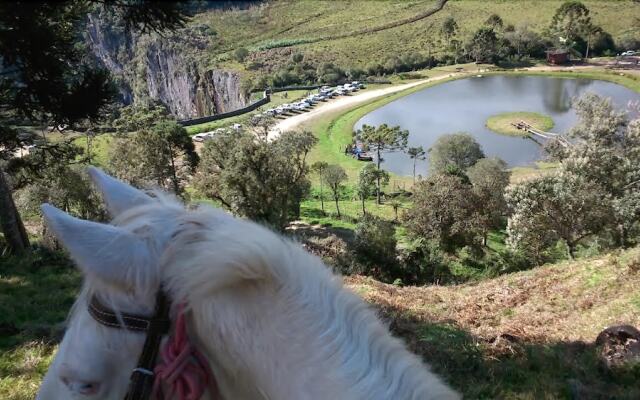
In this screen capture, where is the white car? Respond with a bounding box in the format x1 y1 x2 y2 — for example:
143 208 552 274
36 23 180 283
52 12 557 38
192 132 215 142
621 50 637 56
344 84 357 92
192 133 207 142
232 123 242 130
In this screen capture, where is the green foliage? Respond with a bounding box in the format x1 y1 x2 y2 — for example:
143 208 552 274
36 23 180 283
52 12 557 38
506 173 613 261
407 145 426 184
0 248 80 399
0 3 117 129
323 164 348 218
109 111 198 195
352 215 398 281
356 123 409 203
441 16 458 45
15 163 106 225
549 1 592 47
193 130 317 230
428 132 485 174
233 47 249 62
291 52 304 63
356 163 389 215
560 93 640 247
114 104 172 132
107 1 188 34
503 23 546 58
404 174 483 251
484 13 504 30
467 158 510 242
467 26 501 63
316 62 346 85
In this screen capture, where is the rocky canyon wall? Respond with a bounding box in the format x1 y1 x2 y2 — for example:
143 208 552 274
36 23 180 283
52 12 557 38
85 13 248 120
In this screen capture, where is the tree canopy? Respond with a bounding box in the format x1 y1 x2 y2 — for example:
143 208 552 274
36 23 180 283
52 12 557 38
403 174 482 251
0 1 189 253
356 123 408 203
193 129 316 230
429 132 485 173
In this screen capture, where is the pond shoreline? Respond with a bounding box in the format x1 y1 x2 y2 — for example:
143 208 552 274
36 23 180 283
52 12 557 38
303 66 640 180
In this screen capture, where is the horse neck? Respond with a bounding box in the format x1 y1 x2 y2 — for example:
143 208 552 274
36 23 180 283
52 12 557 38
180 263 408 399
162 214 454 399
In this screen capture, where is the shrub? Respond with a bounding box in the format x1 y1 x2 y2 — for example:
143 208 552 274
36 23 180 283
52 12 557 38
617 36 640 52
352 215 397 281
246 61 263 70
291 52 304 63
233 47 249 62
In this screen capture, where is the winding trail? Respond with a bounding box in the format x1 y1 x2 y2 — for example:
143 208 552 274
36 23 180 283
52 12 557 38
269 73 458 138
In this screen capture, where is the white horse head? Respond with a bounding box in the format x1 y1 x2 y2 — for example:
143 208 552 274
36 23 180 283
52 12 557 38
37 168 460 400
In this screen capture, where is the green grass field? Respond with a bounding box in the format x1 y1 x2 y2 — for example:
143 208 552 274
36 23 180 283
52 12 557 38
486 111 555 137
0 251 80 400
194 1 640 74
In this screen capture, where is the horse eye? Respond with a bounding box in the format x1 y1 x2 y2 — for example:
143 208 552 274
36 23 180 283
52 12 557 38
60 376 101 396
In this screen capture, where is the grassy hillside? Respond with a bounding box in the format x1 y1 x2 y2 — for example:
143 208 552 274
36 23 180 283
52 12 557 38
346 246 640 399
2 244 638 399
194 0 639 72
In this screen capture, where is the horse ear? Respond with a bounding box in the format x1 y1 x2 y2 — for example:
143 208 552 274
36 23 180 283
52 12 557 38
87 167 152 217
41 204 151 288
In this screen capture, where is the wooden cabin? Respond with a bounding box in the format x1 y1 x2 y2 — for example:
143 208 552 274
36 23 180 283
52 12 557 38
546 49 570 65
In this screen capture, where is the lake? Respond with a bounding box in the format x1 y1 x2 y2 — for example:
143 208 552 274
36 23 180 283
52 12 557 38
354 75 640 176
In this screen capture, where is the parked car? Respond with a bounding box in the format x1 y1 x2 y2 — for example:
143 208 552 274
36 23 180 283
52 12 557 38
344 84 357 92
193 132 215 142
192 133 207 142
621 50 637 56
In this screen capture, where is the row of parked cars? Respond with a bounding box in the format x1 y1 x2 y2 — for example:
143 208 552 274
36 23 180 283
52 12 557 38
263 81 365 116
192 81 366 142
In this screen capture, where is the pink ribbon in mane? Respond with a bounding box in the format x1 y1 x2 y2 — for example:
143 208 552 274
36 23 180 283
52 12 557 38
152 304 218 400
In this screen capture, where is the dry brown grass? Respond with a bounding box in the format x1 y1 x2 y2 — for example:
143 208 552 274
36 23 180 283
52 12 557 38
347 249 640 345
345 247 640 398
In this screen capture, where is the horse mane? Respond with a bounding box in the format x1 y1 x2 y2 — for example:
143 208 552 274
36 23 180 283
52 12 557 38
61 192 457 399
155 202 455 399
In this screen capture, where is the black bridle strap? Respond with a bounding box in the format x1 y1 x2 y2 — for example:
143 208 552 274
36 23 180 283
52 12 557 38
88 294 171 333
88 292 171 400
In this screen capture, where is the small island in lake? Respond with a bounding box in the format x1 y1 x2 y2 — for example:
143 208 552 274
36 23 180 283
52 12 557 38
486 112 555 137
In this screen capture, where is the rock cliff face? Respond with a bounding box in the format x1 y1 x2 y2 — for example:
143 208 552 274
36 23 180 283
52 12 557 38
85 13 248 120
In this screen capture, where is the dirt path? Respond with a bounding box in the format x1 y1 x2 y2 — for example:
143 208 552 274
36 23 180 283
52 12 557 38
270 73 457 137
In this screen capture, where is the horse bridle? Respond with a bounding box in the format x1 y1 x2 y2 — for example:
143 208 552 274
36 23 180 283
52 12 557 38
88 291 171 400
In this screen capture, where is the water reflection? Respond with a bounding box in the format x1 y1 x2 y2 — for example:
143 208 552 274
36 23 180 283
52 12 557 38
355 75 639 176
